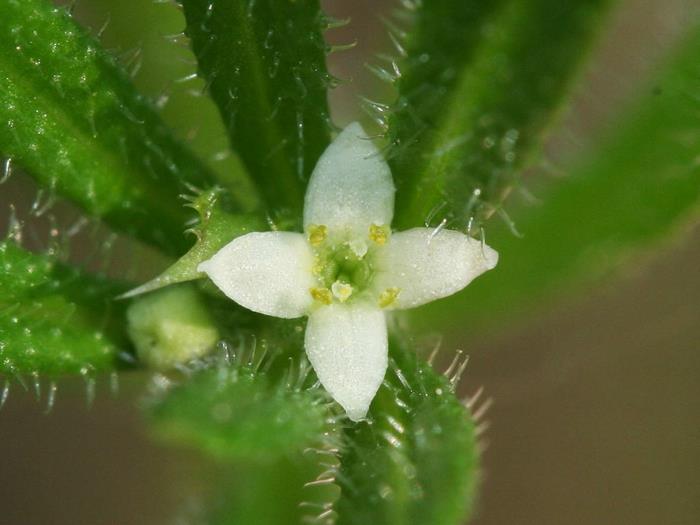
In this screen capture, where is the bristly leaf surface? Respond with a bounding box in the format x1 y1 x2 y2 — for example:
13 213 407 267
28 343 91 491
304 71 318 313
148 359 330 461
419 22 700 332
0 241 131 377
179 0 331 220
389 0 613 231
335 337 479 525
0 0 219 255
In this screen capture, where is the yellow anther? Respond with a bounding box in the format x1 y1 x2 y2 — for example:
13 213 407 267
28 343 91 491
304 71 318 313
310 287 332 305
331 281 353 303
308 224 328 247
369 224 389 245
378 287 401 308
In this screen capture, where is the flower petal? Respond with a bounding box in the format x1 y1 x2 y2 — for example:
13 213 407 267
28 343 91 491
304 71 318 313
198 232 314 318
304 122 395 237
305 303 387 421
373 228 498 310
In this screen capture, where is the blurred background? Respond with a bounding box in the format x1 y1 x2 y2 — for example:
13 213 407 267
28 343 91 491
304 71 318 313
1 0 699 524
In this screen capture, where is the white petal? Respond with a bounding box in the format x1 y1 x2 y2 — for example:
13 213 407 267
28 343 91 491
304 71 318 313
373 228 498 310
305 303 387 421
304 122 395 237
197 232 314 318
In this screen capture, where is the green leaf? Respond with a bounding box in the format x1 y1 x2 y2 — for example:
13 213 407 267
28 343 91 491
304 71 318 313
122 187 264 298
419 23 700 332
179 0 331 218
208 456 339 525
68 0 261 210
148 332 341 525
0 240 131 377
148 355 330 462
0 0 220 255
389 0 613 230
335 337 479 525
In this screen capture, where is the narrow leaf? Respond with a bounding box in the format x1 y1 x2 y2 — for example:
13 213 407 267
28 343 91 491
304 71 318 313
390 0 613 230
147 320 341 524
0 241 131 377
122 188 264 298
0 0 219 255
208 456 339 525
148 356 330 461
335 337 479 525
419 23 700 332
179 0 331 218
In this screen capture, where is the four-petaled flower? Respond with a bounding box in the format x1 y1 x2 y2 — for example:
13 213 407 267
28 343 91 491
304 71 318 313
199 123 498 421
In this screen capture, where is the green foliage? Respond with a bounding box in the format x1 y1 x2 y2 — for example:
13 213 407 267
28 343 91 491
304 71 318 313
70 0 261 209
421 22 700 332
335 338 479 525
149 355 331 461
148 327 340 525
0 240 131 377
389 0 613 231
208 455 339 525
122 187 264 298
149 334 478 525
0 0 219 255
179 0 332 219
4 1 697 524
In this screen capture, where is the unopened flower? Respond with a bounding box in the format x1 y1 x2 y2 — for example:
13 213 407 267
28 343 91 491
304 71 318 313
199 123 498 421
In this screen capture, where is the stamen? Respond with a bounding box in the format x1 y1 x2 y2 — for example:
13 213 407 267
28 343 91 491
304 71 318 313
378 287 400 308
310 287 332 305
369 224 389 245
331 281 353 302
307 224 327 246
312 256 324 276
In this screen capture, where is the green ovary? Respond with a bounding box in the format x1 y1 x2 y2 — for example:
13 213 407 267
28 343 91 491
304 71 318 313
313 243 374 300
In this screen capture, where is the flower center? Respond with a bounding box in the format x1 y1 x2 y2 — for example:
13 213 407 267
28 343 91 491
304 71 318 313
307 223 397 307
315 242 372 294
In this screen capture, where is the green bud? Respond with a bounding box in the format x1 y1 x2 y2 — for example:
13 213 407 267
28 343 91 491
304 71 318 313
126 284 219 369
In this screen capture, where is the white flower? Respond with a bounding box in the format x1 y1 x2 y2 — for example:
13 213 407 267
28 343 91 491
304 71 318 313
198 123 498 421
